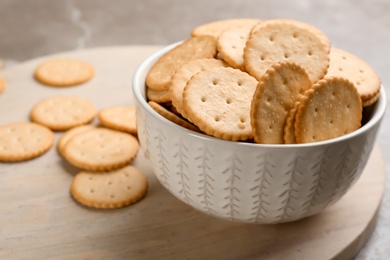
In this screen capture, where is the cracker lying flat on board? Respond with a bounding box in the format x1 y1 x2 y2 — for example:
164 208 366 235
244 19 330 83
146 36 217 91
0 76 6 94
169 58 227 118
148 101 200 132
183 67 258 141
30 96 97 131
70 166 148 209
62 127 139 171
251 61 312 144
326 47 381 102
98 106 137 134
0 122 54 162
191 19 260 38
34 58 94 87
57 125 96 155
294 77 362 143
217 26 253 70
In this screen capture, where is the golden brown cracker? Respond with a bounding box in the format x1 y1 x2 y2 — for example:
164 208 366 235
98 106 137 134
169 58 227 118
146 36 217 91
294 77 362 143
35 58 94 87
362 91 380 107
251 61 312 144
62 127 139 171
30 96 97 131
326 47 381 101
244 19 330 83
57 125 96 155
217 26 253 70
148 101 200 132
283 101 300 144
70 166 148 209
0 122 54 162
182 67 258 141
191 19 260 38
146 88 171 103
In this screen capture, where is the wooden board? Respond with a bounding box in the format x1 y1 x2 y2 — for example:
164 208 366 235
0 46 386 260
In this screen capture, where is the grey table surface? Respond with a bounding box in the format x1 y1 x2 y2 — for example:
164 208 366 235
0 0 389 259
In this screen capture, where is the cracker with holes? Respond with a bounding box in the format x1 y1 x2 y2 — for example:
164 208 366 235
244 19 330 83
62 127 139 171
98 106 137 134
294 77 362 143
191 19 260 38
146 36 217 91
251 61 312 144
0 122 54 162
35 58 94 87
57 125 96 155
70 166 148 209
183 67 258 141
148 101 200 133
169 58 227 118
30 96 97 131
146 88 171 103
217 26 254 70
326 47 381 105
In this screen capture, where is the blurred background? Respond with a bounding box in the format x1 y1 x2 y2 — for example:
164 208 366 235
1 0 389 258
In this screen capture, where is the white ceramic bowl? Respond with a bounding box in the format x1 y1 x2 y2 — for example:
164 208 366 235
132 43 387 224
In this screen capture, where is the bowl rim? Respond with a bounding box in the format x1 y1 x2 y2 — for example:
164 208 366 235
132 42 387 149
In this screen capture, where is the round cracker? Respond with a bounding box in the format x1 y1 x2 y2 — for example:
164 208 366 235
57 125 96 155
146 36 217 91
34 58 94 87
326 47 381 101
283 101 300 144
98 106 137 134
251 61 312 144
0 122 54 162
169 58 227 118
30 96 97 131
146 88 171 103
362 91 380 107
0 76 6 94
70 166 148 209
295 77 362 143
244 20 330 83
191 19 260 38
148 101 200 133
183 67 258 141
62 127 139 171
217 26 253 70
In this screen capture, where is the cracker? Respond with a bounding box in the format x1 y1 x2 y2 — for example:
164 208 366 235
251 61 312 144
283 101 300 144
294 77 362 143
62 127 139 171
57 125 96 155
0 76 5 94
326 47 381 101
30 96 97 131
244 19 330 83
98 106 137 134
34 58 94 87
148 101 200 133
0 122 54 162
182 67 258 141
146 88 171 103
250 19 331 49
70 166 148 209
217 26 253 70
146 36 217 91
169 58 227 118
191 19 260 38
362 91 380 107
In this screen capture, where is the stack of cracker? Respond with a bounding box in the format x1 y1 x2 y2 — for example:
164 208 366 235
145 18 381 144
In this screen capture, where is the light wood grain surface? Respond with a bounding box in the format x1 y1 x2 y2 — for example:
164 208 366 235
0 46 386 260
